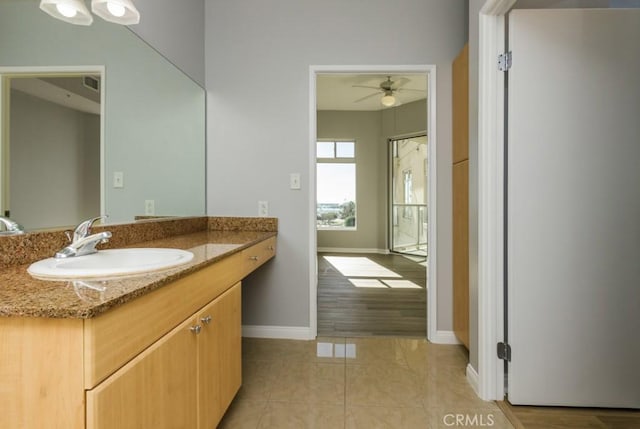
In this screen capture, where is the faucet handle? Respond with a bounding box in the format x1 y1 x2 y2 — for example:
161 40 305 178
0 216 25 235
73 215 108 242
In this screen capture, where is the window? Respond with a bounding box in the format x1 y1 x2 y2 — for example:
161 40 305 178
317 140 356 230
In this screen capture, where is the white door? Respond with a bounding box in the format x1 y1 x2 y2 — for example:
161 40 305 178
507 9 640 408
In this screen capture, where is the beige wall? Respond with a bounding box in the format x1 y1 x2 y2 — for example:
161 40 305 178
316 110 383 251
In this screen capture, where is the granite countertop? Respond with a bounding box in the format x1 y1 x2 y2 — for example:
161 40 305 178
0 230 276 319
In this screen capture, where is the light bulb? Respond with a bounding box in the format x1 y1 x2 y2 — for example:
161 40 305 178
381 94 396 107
107 2 126 17
56 3 78 17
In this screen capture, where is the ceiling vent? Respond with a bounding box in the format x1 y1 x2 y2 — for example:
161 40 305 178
83 75 100 92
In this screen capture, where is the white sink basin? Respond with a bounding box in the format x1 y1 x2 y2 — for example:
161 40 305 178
28 248 194 280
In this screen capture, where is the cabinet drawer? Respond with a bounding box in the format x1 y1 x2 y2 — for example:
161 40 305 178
83 251 244 388
241 237 276 277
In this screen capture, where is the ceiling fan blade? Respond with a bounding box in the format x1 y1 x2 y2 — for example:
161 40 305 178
391 77 410 89
396 87 426 93
352 84 381 90
353 92 380 103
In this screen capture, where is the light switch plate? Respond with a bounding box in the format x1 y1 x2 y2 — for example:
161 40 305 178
145 200 155 216
113 171 124 188
258 201 269 217
290 173 301 190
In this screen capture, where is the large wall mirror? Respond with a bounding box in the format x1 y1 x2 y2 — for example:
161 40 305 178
0 0 205 231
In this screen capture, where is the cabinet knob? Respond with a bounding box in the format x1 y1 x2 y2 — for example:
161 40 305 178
201 315 212 325
249 255 259 261
190 325 202 335
268 245 274 251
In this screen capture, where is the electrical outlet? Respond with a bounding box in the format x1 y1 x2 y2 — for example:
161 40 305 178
290 173 301 190
145 200 155 216
113 171 124 188
258 201 269 217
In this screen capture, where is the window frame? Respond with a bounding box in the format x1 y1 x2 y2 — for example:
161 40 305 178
316 140 357 231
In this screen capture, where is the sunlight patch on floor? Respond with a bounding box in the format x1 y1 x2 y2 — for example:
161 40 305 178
348 278 388 288
323 256 402 278
347 278 423 289
382 279 422 289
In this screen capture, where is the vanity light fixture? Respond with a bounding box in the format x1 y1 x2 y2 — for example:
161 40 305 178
380 92 396 107
39 0 140 26
92 0 140 25
39 0 93 26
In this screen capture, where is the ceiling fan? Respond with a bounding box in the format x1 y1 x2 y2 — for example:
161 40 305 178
352 76 424 107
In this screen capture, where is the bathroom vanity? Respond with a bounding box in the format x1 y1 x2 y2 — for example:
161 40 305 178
0 217 276 429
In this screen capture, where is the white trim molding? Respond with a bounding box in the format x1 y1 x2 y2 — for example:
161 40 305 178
477 0 516 402
242 325 315 340
309 65 437 343
431 330 461 345
466 363 480 396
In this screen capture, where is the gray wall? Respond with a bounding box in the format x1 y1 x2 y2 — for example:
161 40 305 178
129 0 206 87
10 90 100 230
205 0 465 331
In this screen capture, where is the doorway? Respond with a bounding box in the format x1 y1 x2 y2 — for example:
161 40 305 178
0 67 104 231
309 65 437 340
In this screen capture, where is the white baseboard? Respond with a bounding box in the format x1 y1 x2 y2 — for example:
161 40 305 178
242 325 314 340
317 247 389 254
466 363 480 396
430 330 462 345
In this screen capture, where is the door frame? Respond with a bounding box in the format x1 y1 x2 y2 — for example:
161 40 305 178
308 65 438 341
476 0 516 401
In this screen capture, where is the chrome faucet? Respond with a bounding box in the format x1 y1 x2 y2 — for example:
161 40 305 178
55 215 111 259
0 216 25 236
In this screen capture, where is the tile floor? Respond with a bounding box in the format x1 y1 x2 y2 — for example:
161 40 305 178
218 336 514 428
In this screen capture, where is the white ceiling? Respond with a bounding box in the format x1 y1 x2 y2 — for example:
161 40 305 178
316 74 427 111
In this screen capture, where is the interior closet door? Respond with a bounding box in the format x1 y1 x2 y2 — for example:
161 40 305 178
507 9 640 408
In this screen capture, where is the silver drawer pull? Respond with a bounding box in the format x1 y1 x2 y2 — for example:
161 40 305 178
201 315 212 325
249 255 259 261
190 325 202 335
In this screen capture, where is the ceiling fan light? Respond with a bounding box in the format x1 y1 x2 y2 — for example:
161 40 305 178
92 0 140 25
381 94 396 107
40 0 93 25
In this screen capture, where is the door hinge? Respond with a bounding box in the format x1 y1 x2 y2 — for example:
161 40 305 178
498 51 512 72
497 342 511 361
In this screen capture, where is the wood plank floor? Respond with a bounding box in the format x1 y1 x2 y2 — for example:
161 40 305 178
317 252 427 337
497 401 640 429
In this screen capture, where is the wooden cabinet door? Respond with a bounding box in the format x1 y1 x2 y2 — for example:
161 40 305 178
86 316 199 429
453 160 469 348
197 282 242 429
